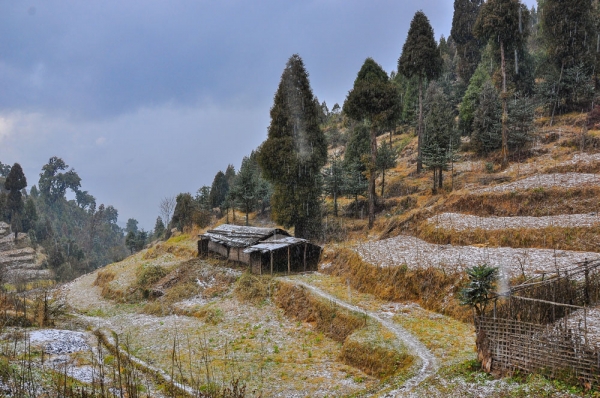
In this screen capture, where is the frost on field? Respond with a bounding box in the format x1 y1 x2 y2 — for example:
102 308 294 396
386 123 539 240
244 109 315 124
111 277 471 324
354 235 600 278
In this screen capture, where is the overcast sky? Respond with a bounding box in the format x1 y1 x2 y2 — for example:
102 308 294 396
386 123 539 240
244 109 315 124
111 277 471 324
0 0 537 229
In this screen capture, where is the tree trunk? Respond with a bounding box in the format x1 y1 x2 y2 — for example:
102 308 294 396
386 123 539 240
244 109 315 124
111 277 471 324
550 61 565 127
432 168 437 194
333 190 338 217
417 76 424 173
380 169 386 198
368 125 377 229
500 40 508 168
438 166 443 189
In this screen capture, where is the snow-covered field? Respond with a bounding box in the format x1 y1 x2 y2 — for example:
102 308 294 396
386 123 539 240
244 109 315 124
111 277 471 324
426 212 600 231
354 235 600 278
476 173 600 193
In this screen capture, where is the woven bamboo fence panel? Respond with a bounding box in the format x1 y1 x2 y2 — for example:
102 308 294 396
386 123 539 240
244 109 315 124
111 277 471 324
476 260 600 385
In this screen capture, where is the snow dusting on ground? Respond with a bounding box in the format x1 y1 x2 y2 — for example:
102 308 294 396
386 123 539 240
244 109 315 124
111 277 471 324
476 173 600 193
427 212 600 231
29 329 90 354
354 235 600 278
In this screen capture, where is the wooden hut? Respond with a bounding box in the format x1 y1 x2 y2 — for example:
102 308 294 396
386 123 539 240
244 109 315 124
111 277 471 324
198 224 321 274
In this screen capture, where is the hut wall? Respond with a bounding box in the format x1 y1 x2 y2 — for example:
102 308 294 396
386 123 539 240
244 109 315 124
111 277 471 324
250 253 262 274
228 247 250 265
198 238 209 257
208 241 229 258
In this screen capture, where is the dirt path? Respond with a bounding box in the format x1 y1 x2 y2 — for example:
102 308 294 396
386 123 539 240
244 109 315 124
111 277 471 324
285 279 438 396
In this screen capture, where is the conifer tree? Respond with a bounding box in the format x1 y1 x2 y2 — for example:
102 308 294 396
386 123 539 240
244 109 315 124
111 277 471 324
422 84 457 192
542 0 595 72
459 63 491 135
257 54 327 239
474 0 530 166
344 58 399 228
398 11 443 174
541 0 595 114
376 141 397 198
451 0 484 83
5 163 27 240
322 153 344 217
472 81 503 155
230 154 261 226
154 216 165 239
209 171 229 209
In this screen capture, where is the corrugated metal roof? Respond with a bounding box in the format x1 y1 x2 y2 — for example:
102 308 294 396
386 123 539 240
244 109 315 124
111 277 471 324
243 236 308 254
201 224 291 248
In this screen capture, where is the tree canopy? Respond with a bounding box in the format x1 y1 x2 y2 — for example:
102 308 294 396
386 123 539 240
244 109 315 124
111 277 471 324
257 54 327 239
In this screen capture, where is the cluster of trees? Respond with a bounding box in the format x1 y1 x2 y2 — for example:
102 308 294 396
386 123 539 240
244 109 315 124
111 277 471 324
167 0 600 240
170 151 273 232
0 158 128 281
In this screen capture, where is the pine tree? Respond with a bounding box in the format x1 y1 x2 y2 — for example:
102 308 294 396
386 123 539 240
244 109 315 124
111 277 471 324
474 0 530 166
451 0 484 83
398 11 443 174
209 170 229 209
542 0 595 72
5 163 27 240
322 153 344 217
154 216 165 239
422 83 457 192
376 141 398 198
472 81 503 155
230 154 260 226
344 58 399 228
459 62 491 135
125 218 139 235
343 161 368 219
257 54 327 239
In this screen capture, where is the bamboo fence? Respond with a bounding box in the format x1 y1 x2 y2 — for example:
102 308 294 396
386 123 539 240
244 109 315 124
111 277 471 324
476 260 600 386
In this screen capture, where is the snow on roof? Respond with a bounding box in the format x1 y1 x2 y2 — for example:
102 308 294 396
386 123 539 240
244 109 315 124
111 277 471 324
243 236 308 254
201 224 291 248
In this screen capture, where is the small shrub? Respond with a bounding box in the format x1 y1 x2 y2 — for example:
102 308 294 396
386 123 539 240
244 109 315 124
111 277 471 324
340 325 414 379
234 273 276 304
136 264 168 288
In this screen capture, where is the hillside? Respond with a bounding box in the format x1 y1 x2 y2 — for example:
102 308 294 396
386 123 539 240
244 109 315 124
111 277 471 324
0 114 596 396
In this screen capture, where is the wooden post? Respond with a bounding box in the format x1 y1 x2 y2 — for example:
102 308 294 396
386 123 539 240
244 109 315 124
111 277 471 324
270 251 273 276
303 243 307 272
287 247 291 275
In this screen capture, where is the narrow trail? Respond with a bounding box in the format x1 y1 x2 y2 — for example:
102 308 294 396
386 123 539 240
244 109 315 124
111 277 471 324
284 279 438 397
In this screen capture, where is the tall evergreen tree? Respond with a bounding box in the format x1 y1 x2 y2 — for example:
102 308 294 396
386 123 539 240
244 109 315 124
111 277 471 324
472 81 503 155
474 0 530 166
541 0 596 115
257 54 327 239
451 0 484 83
230 154 261 226
459 62 491 135
344 58 399 228
542 0 595 72
209 170 229 209
376 141 398 198
154 216 166 239
5 163 27 240
398 11 443 174
322 153 344 217
422 84 457 192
